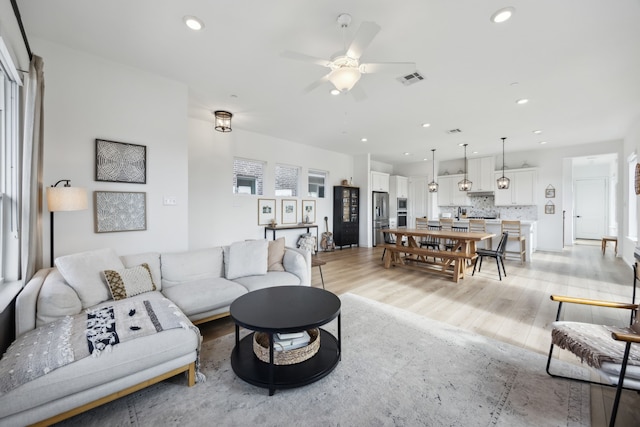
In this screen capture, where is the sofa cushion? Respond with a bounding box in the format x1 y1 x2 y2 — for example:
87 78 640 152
120 252 161 290
54 248 124 308
104 263 156 301
268 237 285 271
233 271 301 292
161 277 247 317
160 248 224 289
224 240 268 280
36 270 83 327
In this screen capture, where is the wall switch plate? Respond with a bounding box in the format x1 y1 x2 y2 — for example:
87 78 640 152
163 196 177 206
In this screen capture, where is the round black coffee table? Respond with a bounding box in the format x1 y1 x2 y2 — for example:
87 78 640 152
230 286 341 395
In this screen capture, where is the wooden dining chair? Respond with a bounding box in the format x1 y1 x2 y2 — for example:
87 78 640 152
472 232 508 280
469 219 491 249
416 218 439 250
501 220 526 263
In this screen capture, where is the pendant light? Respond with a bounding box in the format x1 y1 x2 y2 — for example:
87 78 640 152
458 143 472 191
497 137 510 189
428 149 438 193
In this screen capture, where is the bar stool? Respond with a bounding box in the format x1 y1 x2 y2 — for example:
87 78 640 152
311 257 327 289
501 220 526 263
469 219 490 249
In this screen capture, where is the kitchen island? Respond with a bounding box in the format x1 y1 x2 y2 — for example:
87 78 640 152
426 219 536 262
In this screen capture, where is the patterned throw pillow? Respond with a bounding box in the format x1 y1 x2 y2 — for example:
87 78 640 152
103 263 156 301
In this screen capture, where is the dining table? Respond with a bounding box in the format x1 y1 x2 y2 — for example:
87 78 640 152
381 228 495 282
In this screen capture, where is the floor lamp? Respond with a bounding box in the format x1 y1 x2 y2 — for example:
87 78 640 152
46 180 88 267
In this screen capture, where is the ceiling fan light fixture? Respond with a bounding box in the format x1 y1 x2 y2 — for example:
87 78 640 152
328 66 361 92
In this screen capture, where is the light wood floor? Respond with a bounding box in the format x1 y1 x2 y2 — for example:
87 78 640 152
198 241 640 426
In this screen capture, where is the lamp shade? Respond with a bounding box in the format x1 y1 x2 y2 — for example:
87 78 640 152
328 67 361 92
46 187 88 212
214 110 233 132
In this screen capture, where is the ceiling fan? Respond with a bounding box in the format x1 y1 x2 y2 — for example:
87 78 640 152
282 14 416 99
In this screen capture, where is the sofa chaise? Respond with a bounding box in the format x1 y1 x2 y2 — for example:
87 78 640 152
0 238 310 426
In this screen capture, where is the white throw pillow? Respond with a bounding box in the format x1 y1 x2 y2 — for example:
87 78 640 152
226 240 268 280
103 263 156 301
55 248 124 308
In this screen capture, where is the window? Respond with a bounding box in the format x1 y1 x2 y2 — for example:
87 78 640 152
308 169 327 198
275 164 299 197
0 45 21 283
233 158 264 195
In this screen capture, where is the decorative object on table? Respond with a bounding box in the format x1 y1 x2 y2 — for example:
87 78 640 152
496 137 510 190
341 179 349 186
320 216 335 252
297 233 317 254
95 139 146 184
428 148 438 193
253 329 319 365
269 218 277 227
545 200 555 214
281 199 297 224
302 200 316 223
457 143 472 191
635 163 640 195
94 191 146 233
258 198 276 225
545 184 555 198
213 110 232 132
46 179 88 267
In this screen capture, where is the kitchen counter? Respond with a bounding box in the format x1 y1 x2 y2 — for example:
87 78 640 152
427 218 536 261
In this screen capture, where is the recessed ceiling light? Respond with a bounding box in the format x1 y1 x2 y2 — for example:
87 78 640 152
403 152 410 156
330 89 340 96
533 130 542 134
361 138 368 142
421 123 431 128
516 98 529 105
423 157 428 161
183 16 204 30
457 143 465 147
539 141 548 145
472 151 479 154
491 7 515 23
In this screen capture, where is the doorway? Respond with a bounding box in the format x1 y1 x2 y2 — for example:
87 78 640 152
574 178 607 239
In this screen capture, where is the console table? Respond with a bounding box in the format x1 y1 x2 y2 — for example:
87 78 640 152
264 224 319 251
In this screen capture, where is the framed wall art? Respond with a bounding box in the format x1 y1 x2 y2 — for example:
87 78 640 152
545 200 555 214
281 199 297 224
545 185 555 198
302 200 316 224
95 139 147 184
258 199 276 225
94 191 147 233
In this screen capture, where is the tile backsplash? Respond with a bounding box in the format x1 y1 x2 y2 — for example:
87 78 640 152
439 196 538 220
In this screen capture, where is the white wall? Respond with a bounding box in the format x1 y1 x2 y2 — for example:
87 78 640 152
35 39 190 262
188 118 354 249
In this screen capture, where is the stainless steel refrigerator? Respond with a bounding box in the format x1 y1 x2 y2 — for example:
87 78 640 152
372 191 389 246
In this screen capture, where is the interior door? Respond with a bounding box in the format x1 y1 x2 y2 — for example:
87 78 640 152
408 177 427 228
574 178 607 239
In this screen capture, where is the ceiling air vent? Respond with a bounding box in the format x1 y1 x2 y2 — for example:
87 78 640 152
447 128 462 134
397 71 425 86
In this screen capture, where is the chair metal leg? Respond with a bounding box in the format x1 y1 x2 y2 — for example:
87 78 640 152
610 342 632 427
381 248 386 261
499 256 507 278
318 265 325 290
472 256 480 276
496 257 502 280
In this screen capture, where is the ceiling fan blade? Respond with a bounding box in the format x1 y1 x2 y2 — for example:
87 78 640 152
346 21 381 59
360 62 417 74
303 74 331 93
349 84 367 102
281 50 332 67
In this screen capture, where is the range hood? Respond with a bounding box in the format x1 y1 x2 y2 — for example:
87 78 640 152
467 191 495 197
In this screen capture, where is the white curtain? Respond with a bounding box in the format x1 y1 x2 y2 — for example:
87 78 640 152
20 55 45 282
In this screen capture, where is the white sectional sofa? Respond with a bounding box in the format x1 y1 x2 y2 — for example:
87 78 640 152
0 239 310 426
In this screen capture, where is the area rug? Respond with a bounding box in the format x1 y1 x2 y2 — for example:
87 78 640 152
58 293 590 426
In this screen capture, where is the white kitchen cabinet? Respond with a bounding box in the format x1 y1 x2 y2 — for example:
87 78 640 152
467 156 496 192
390 175 408 198
371 171 390 192
437 174 471 206
493 168 538 206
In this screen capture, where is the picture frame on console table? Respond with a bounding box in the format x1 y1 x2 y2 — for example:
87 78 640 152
302 200 316 224
94 191 147 233
95 139 147 184
281 199 297 224
258 199 276 225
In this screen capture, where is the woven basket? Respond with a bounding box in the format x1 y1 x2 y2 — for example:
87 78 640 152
253 329 320 365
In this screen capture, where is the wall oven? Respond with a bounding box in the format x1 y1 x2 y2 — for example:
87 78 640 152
397 212 407 227
397 198 407 211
